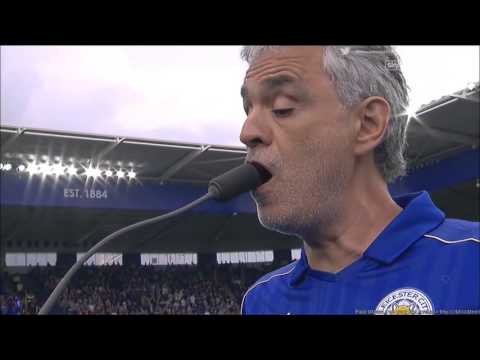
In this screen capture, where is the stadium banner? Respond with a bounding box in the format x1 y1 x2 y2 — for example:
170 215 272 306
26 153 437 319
0 174 257 214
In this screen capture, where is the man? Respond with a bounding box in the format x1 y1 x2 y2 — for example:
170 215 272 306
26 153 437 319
239 46 479 315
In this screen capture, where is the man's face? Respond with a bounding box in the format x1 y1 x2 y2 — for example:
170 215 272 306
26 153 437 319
240 46 355 239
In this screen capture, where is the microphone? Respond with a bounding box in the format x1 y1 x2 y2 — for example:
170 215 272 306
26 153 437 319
208 162 271 201
38 162 270 315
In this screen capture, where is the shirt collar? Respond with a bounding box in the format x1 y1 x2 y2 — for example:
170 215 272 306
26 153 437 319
288 191 445 286
364 191 445 264
288 248 310 287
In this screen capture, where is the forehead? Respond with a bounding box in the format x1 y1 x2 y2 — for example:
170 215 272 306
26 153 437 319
244 46 326 84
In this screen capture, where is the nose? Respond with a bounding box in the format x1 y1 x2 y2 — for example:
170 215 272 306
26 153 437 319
239 110 272 149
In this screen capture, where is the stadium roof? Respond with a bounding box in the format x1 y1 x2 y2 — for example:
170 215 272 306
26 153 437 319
406 82 479 169
0 126 246 185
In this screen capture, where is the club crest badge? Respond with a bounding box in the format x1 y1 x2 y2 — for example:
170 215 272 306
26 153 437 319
375 288 434 315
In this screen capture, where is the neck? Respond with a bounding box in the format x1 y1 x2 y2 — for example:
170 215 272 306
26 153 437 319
303 169 402 274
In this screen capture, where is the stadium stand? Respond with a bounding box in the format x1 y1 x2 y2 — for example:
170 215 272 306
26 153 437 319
0 263 276 315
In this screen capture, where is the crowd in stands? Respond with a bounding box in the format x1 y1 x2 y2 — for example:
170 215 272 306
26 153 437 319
0 262 278 315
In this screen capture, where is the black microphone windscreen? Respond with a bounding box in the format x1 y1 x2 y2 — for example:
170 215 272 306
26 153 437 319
208 162 271 201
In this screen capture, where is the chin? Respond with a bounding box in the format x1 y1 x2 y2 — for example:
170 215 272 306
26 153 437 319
256 204 304 237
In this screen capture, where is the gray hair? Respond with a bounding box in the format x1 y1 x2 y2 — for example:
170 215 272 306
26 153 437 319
240 46 410 183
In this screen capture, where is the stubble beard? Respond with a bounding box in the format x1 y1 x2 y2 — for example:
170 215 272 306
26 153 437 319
255 148 349 245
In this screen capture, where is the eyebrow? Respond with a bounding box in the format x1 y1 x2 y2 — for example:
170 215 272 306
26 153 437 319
240 74 305 101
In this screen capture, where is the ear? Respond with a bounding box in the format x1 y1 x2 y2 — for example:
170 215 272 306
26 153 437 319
353 96 391 156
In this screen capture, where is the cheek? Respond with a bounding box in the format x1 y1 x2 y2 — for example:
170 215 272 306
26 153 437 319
305 119 354 160
296 128 348 163
280 131 352 190
274 113 354 180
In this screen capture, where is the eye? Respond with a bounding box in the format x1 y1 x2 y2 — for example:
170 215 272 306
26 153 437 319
272 108 294 118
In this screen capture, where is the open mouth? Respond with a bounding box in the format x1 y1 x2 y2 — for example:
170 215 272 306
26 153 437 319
248 161 273 187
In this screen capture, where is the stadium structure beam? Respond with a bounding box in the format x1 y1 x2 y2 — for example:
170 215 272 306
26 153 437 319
91 137 126 164
193 156 246 166
416 87 479 118
158 145 211 184
449 94 480 103
416 98 458 117
0 127 26 153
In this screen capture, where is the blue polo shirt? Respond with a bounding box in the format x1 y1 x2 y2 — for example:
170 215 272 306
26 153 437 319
241 191 480 315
